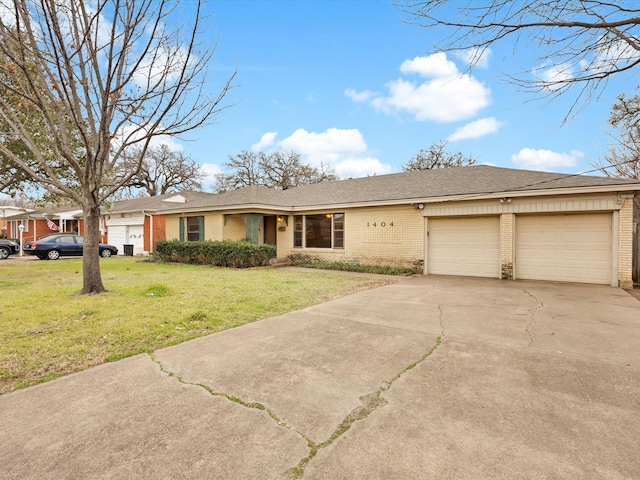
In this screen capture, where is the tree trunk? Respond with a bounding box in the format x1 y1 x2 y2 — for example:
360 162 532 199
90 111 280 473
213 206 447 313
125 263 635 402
80 203 106 295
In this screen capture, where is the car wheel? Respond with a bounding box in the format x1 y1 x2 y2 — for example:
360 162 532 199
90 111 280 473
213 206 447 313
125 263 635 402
47 250 61 260
0 247 9 260
100 249 112 258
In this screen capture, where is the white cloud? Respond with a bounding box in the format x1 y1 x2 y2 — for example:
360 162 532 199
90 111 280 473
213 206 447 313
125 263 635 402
511 148 584 171
148 135 183 151
251 131 278 151
536 63 575 91
448 117 503 141
352 53 491 123
400 53 459 78
132 44 192 87
334 157 392 178
455 48 491 69
199 163 222 189
278 128 367 160
590 39 640 74
113 123 183 152
344 88 376 102
256 127 393 178
0 5 16 26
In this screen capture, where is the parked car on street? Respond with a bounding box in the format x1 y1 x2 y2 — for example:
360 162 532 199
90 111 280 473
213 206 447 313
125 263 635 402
0 239 20 259
23 234 118 260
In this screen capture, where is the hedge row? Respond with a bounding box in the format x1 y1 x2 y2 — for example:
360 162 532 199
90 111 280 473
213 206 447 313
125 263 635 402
154 240 276 268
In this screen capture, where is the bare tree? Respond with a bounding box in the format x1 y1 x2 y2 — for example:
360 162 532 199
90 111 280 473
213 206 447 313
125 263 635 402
0 1 234 294
398 1 640 111
114 144 206 197
403 141 476 171
213 150 265 193
593 92 640 215
213 150 337 192
261 151 337 190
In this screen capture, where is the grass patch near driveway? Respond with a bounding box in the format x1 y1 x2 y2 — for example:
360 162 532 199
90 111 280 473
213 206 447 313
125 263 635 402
0 257 392 394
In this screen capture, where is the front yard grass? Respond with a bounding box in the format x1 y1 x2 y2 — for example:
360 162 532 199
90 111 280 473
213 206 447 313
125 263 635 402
0 257 392 394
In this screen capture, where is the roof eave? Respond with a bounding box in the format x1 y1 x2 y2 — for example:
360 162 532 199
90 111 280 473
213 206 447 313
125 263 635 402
288 183 640 211
156 203 292 215
419 183 640 204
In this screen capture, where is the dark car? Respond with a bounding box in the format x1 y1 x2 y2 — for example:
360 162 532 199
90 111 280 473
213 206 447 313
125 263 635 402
0 239 20 259
23 234 118 260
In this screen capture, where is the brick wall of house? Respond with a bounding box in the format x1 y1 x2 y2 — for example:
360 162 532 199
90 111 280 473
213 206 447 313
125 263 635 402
204 213 224 241
222 214 246 241
279 205 424 268
618 197 634 288
500 213 514 280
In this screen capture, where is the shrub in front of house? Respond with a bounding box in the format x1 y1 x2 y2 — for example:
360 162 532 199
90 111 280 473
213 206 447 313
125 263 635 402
155 240 276 268
288 254 415 276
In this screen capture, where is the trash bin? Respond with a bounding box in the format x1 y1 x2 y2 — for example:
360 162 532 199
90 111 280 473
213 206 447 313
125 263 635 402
123 244 134 256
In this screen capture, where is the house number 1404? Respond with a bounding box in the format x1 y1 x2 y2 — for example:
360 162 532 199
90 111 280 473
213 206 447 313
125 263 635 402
367 222 394 227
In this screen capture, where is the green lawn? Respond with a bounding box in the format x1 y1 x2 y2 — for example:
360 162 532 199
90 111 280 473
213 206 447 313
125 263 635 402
0 257 392 394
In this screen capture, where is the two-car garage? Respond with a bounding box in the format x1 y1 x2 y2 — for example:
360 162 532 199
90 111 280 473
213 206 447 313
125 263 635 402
426 212 614 285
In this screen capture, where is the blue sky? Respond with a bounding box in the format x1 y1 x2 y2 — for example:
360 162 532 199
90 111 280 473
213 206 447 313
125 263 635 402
176 0 638 189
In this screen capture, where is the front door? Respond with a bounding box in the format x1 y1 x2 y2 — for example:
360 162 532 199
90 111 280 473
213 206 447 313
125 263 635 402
263 216 277 246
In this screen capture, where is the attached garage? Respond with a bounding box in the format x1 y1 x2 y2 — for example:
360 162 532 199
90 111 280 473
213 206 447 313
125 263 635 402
515 213 612 284
427 216 500 278
106 215 145 255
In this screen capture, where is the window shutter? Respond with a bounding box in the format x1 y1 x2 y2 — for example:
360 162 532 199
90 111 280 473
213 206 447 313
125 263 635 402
179 217 184 241
199 216 204 241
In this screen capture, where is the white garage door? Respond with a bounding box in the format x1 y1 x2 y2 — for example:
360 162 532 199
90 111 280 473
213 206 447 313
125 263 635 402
515 213 612 284
108 226 127 255
428 216 500 278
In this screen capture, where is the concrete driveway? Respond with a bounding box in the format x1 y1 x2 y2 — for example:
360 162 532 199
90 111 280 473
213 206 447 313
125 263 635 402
1 275 639 479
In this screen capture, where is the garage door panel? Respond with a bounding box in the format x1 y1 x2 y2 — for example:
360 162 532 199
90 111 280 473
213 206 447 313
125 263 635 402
428 216 500 278
516 214 611 284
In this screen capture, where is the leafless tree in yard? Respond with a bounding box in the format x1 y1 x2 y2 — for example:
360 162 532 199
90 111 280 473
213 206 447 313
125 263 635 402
397 1 640 114
0 0 234 294
113 144 206 198
261 151 337 190
402 140 476 171
213 150 337 192
594 92 640 213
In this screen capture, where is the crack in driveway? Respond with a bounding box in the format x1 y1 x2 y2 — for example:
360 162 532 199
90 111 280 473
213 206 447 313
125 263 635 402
148 354 316 449
149 303 446 480
280 304 446 479
523 289 544 346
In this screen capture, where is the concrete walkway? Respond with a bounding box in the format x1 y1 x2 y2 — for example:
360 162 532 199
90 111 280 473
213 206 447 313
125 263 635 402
1 275 639 479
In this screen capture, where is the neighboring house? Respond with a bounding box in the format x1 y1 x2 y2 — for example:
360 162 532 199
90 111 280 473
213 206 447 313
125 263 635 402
154 165 640 288
5 206 86 242
1 206 31 238
104 191 217 255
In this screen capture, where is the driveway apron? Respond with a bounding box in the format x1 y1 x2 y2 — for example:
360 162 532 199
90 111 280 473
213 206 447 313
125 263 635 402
1 275 639 479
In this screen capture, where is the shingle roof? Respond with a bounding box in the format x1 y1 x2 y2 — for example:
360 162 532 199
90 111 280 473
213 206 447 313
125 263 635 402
9 205 83 219
107 191 218 213
157 166 640 213
279 165 640 207
157 185 290 211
